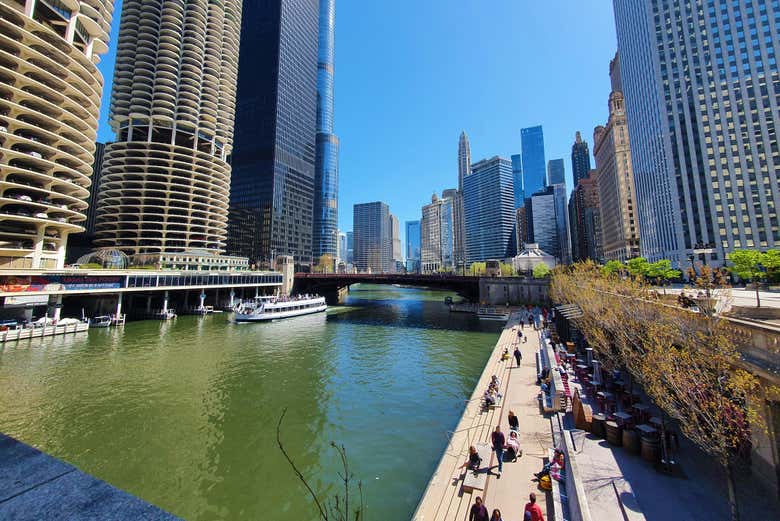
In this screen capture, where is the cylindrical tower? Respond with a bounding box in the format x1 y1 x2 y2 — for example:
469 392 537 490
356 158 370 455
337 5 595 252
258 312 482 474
95 0 242 258
312 0 339 260
0 0 113 269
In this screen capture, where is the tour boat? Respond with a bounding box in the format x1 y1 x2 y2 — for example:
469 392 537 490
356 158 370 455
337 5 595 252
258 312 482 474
88 316 112 328
233 295 327 322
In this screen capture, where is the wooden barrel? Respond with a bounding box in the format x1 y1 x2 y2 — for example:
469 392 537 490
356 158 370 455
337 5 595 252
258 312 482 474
606 421 622 446
623 429 640 454
591 414 606 438
641 436 661 463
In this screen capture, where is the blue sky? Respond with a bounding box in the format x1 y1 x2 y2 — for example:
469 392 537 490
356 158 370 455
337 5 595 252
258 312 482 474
97 0 618 243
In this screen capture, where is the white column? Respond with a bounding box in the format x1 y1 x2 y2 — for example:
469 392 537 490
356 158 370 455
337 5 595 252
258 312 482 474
162 291 169 313
55 232 69 269
229 290 235 308
52 294 62 322
24 0 36 17
146 296 152 312
199 290 206 310
115 293 123 318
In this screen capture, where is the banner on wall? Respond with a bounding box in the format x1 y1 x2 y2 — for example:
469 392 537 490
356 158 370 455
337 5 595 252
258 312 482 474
0 276 124 293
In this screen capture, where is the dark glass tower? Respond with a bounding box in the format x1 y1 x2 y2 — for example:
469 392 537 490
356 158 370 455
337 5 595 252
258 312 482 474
229 0 319 266
312 0 339 260
571 131 592 186
520 126 546 197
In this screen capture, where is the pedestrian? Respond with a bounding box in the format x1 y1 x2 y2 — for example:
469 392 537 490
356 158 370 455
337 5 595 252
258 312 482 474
490 508 504 521
491 425 505 476
469 496 489 521
524 492 545 521
508 410 519 432
513 345 522 367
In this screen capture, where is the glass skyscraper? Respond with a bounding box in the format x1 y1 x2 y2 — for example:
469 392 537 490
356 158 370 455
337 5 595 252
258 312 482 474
406 220 421 263
463 157 516 263
571 131 592 186
511 154 524 209
353 202 391 273
614 0 780 265
521 126 547 198
229 0 319 266
313 0 339 261
547 159 566 187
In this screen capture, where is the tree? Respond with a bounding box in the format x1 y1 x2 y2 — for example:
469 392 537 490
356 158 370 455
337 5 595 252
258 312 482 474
625 257 650 278
500 262 515 277
532 263 551 279
601 260 624 277
549 263 776 521
761 249 780 282
646 259 681 291
728 250 764 307
315 254 335 274
469 262 486 277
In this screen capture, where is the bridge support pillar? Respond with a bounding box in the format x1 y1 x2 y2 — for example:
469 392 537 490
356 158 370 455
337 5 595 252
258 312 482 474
320 286 348 305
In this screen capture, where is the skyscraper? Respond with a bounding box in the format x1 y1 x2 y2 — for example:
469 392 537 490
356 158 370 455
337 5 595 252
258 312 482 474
521 126 547 198
95 0 241 266
0 1 112 269
547 159 566 187
614 0 780 265
571 131 592 186
511 154 524 209
405 220 421 273
337 230 347 263
594 53 641 262
312 0 339 261
463 157 516 263
569 171 602 262
458 131 472 191
421 193 454 273
346 231 353 263
529 185 571 264
229 0 319 266
389 213 402 271
353 202 390 273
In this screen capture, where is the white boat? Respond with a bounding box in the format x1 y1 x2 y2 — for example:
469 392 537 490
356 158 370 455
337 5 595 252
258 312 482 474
88 315 112 328
234 295 327 322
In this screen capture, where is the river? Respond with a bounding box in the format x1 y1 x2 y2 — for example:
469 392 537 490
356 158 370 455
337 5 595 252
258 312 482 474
0 285 502 520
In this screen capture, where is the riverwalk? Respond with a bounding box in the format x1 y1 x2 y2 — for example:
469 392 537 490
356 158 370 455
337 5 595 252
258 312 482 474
413 312 553 520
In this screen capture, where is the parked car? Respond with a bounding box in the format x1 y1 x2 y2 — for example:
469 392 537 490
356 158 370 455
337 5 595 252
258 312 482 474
33 211 48 219
12 194 32 202
27 151 42 159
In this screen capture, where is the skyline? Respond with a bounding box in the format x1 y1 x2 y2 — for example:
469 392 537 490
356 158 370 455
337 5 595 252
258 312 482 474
96 1 618 247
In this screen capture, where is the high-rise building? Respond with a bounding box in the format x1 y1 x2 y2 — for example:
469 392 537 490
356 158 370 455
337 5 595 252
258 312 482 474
229 0 319 266
84 142 107 237
421 193 454 273
571 131 592 186
337 230 347 264
389 213 402 271
520 126 546 198
530 185 571 264
463 157 516 263
312 0 339 260
0 1 113 269
547 159 566 187
553 183 572 264
511 154 524 209
405 220 421 272
353 202 390 273
458 131 471 191
614 0 780 265
346 230 353 263
594 53 641 262
515 207 527 251
95 0 242 266
570 171 602 262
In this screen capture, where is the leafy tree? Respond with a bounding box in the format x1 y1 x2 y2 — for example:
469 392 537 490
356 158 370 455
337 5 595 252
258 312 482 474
532 263 551 279
469 262 486 276
761 249 780 281
601 260 624 276
625 257 650 278
728 250 765 307
315 254 335 274
500 262 515 277
646 259 681 290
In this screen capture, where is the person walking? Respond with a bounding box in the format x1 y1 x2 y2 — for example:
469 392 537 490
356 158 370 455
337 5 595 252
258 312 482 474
490 509 503 521
524 492 545 521
469 496 489 521
513 345 522 367
508 410 519 432
491 425 505 476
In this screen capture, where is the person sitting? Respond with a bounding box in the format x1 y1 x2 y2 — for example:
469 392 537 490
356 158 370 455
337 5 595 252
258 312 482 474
536 367 550 385
484 388 496 406
459 445 483 472
504 430 521 461
508 410 519 432
500 348 510 361
534 448 564 479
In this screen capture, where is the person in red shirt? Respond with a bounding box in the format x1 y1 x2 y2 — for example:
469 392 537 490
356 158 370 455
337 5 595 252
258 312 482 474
524 492 545 521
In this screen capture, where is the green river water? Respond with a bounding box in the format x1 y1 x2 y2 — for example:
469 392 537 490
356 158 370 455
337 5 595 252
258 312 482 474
0 285 502 520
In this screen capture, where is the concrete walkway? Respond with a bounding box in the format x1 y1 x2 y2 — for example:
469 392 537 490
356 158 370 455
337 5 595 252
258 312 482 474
413 313 554 520
0 433 180 520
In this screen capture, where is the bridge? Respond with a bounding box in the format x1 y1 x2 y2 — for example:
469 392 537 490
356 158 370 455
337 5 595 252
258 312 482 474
293 273 550 305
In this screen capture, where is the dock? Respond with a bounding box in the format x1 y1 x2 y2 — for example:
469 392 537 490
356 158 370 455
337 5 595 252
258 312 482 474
0 321 88 343
413 312 554 521
0 433 181 520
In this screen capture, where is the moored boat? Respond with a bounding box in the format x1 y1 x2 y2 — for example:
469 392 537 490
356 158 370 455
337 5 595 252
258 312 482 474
234 295 326 322
88 316 112 328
